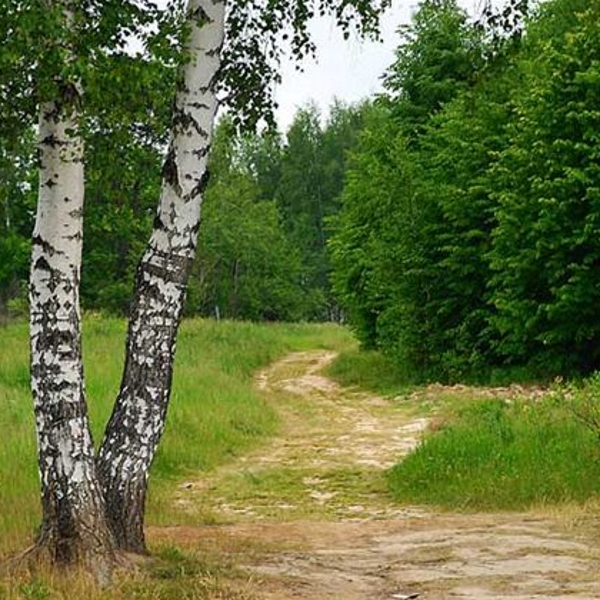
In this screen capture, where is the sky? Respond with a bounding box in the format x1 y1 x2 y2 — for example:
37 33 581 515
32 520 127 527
274 0 487 132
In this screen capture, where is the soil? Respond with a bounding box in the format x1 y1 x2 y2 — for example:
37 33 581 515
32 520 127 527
149 351 600 599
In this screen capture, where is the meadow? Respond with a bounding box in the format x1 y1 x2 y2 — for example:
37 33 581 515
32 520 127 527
0 316 353 557
4 316 600 599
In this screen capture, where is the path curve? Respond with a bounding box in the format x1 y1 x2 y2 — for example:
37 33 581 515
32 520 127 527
154 350 600 600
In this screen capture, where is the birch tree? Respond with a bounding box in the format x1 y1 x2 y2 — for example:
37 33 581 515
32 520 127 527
96 0 227 553
6 0 389 575
27 1 113 574
95 0 389 556
31 83 116 579
14 0 166 572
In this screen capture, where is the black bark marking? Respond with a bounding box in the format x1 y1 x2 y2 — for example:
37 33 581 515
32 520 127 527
57 81 82 110
192 146 210 160
41 134 62 148
39 398 88 426
33 234 59 257
161 147 182 196
153 212 166 231
42 104 60 121
188 101 211 110
34 255 53 272
172 108 209 139
190 5 210 24
198 69 221 95
186 168 211 202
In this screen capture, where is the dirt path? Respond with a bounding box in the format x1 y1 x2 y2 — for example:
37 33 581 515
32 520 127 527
152 351 600 599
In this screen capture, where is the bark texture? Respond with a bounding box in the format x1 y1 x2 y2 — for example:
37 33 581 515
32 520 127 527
97 0 226 553
30 95 114 578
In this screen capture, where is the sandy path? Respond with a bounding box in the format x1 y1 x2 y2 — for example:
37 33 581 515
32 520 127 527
152 351 600 599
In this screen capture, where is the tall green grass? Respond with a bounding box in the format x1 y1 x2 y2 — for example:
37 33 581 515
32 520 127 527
0 321 39 554
0 316 353 555
326 348 413 394
388 397 600 510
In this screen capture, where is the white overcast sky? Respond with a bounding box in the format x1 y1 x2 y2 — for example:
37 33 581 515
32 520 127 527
274 0 488 132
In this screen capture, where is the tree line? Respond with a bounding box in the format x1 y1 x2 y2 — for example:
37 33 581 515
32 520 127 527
0 97 364 322
331 0 600 381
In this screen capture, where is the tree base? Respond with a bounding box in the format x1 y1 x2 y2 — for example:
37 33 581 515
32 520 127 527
1 540 139 587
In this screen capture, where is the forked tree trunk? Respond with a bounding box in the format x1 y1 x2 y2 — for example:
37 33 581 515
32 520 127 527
30 95 115 578
96 0 226 553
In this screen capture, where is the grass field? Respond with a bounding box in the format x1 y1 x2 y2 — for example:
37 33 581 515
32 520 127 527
0 316 354 557
6 319 600 598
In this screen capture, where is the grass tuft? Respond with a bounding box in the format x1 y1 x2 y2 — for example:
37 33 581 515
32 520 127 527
326 349 412 394
0 545 256 600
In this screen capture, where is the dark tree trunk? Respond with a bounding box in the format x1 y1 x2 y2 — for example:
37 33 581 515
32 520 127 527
96 250 191 552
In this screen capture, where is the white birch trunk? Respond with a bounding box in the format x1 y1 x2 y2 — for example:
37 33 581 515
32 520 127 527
30 94 114 575
97 0 226 552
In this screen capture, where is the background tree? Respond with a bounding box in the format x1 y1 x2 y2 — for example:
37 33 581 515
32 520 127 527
0 131 35 316
330 0 487 377
383 0 486 135
189 119 308 321
390 55 518 380
275 101 366 320
82 54 174 314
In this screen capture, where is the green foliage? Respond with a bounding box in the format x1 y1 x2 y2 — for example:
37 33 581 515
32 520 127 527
387 396 600 510
400 63 516 379
0 130 36 314
276 103 366 319
383 0 485 134
330 104 404 348
489 0 600 374
332 0 600 381
82 55 173 314
188 119 311 321
186 103 367 323
331 0 487 377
